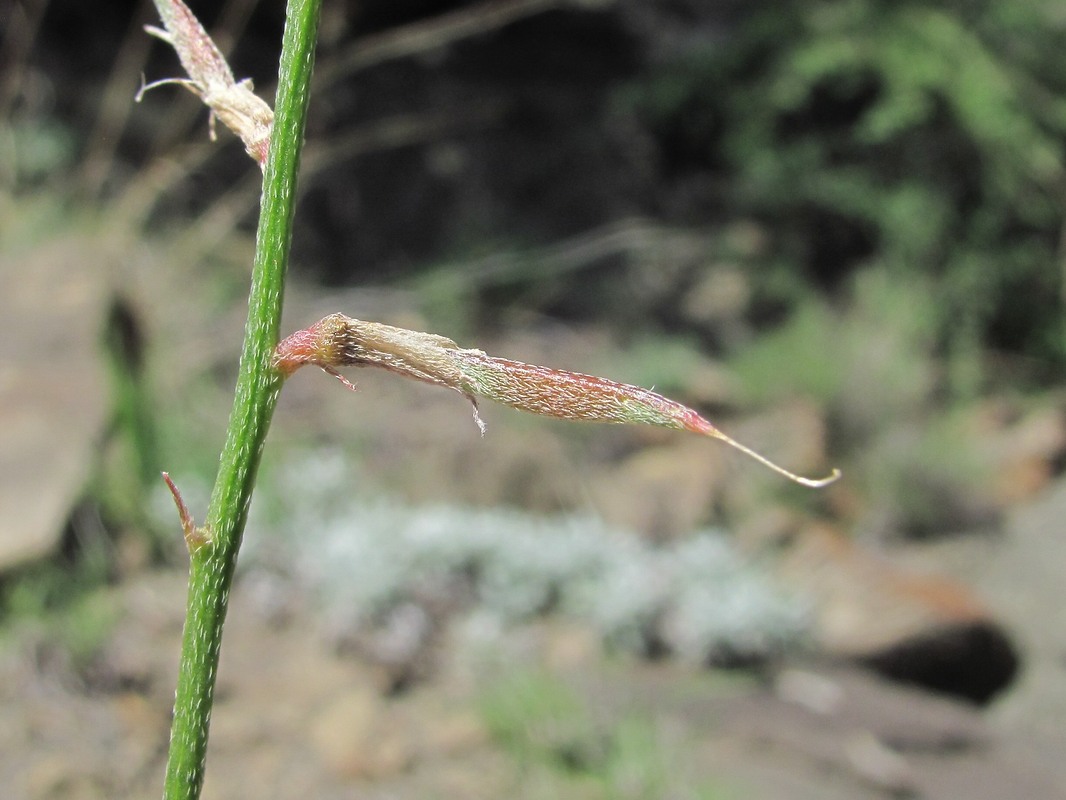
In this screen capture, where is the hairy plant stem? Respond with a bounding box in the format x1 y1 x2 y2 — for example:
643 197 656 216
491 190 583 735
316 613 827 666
162 0 321 797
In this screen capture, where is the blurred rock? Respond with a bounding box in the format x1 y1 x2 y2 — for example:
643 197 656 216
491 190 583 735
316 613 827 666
680 262 755 347
541 621 603 672
862 398 1066 543
734 504 809 551
309 686 415 780
970 397 1066 505
24 754 109 800
896 476 1066 778
842 731 916 796
589 400 836 541
589 436 726 541
336 601 440 694
0 234 110 571
728 664 1053 799
725 400 834 490
776 524 1018 703
421 711 490 757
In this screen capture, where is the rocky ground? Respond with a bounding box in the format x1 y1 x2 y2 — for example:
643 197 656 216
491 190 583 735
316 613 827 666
4 240 1066 799
3 390 1065 799
4 482 1066 800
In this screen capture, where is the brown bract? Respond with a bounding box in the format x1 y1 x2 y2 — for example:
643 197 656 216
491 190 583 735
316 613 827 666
139 0 274 166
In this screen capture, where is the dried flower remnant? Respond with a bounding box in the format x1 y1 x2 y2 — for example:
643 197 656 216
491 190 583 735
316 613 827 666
138 0 274 166
275 314 840 488
162 472 210 552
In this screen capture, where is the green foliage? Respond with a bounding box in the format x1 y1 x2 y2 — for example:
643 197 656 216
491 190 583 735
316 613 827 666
727 266 1004 537
480 669 595 762
625 0 1066 369
729 268 941 431
479 669 732 800
2 119 78 187
858 405 995 538
97 299 169 552
44 586 120 671
1 560 119 673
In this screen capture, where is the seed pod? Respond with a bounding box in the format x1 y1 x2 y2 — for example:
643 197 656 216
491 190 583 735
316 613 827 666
275 314 840 487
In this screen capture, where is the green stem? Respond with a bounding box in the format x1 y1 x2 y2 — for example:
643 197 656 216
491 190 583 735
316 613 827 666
162 1 321 797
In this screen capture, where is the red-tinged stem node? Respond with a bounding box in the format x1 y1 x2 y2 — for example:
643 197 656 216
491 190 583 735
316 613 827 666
274 314 359 390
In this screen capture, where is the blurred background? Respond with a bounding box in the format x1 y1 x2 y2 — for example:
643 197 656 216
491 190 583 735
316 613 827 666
3 0 1066 797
